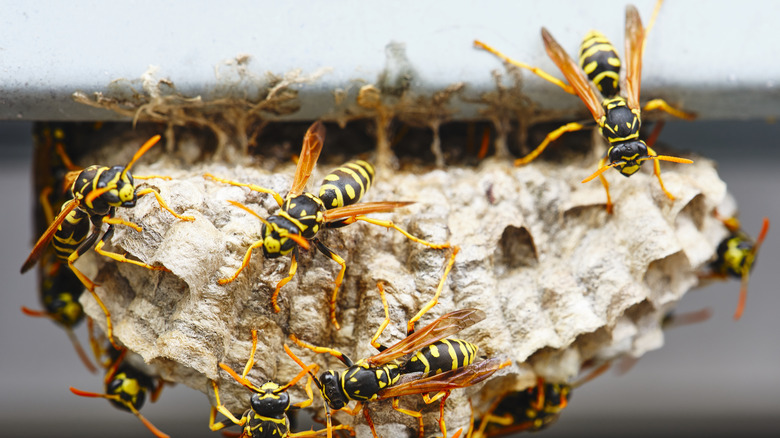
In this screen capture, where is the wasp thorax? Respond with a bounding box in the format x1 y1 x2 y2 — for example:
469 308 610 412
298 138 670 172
250 391 289 417
601 102 639 141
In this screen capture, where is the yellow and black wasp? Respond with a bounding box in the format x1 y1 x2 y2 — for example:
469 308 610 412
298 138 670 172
209 330 355 438
21 135 195 348
704 213 770 320
205 121 450 329
463 363 610 438
289 250 508 438
475 0 695 213
22 123 98 372
69 321 169 438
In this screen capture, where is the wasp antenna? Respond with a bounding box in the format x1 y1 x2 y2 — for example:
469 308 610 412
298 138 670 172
642 154 694 165
84 185 115 205
122 135 161 180
582 162 620 183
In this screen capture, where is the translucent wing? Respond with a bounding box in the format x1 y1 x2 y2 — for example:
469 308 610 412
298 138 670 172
21 199 80 273
623 5 645 110
322 201 413 222
376 358 505 399
541 28 605 121
366 309 486 367
289 121 326 197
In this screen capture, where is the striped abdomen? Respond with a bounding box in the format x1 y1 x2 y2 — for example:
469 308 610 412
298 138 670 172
52 208 91 261
401 339 478 377
578 30 621 98
243 410 288 438
318 160 375 210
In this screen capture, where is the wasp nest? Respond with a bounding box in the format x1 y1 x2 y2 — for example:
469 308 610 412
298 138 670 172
75 127 727 437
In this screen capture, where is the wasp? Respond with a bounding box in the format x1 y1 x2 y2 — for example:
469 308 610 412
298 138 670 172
69 321 169 438
209 330 355 438
288 250 507 438
204 121 450 329
704 213 770 320
21 135 195 348
463 363 610 438
22 124 98 372
475 0 695 213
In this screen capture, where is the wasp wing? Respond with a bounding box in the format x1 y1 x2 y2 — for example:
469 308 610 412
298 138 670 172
289 121 326 197
623 5 645 111
61 170 81 195
376 358 505 399
365 309 486 367
322 201 413 223
21 199 81 273
541 27 605 121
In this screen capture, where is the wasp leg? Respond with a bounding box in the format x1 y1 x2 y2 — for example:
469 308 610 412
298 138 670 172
312 239 347 330
203 173 285 207
218 239 265 285
370 282 392 351
357 407 377 438
344 216 451 250
595 157 614 214
94 226 171 273
66 229 121 349
476 394 515 437
102 215 143 232
514 121 588 166
135 187 195 221
407 246 459 335
473 40 576 95
133 175 172 181
65 327 98 374
646 146 675 201
289 425 355 438
39 186 56 225
642 99 696 120
391 397 425 438
272 248 300 314
289 334 356 368
210 380 246 431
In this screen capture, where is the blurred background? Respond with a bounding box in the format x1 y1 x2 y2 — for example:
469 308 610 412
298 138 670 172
1 119 778 437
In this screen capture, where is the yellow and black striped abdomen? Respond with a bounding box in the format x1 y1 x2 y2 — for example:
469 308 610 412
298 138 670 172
401 339 478 377
318 160 375 210
52 208 91 260
244 411 288 438
578 30 621 98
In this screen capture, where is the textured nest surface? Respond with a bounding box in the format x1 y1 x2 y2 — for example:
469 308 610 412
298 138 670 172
75 131 728 437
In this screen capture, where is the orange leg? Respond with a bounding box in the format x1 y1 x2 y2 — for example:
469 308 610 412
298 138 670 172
218 239 265 285
272 251 299 313
595 157 614 214
407 246 459 335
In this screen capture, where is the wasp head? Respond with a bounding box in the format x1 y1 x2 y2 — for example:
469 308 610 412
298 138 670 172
607 140 649 177
261 215 301 258
106 368 149 412
97 165 137 207
319 371 348 410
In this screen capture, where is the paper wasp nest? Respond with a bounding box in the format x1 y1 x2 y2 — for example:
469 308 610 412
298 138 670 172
75 126 728 437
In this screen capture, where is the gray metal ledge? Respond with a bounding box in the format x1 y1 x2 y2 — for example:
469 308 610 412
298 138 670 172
1 0 778 121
